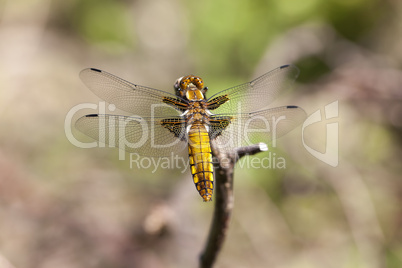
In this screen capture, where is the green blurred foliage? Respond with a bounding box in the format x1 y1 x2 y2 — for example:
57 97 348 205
295 56 331 83
325 0 382 41
50 0 384 80
185 0 302 78
70 0 136 52
183 0 382 79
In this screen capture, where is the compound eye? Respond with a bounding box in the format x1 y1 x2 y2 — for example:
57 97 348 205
173 76 183 91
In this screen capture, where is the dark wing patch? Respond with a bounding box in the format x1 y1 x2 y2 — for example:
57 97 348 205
162 97 189 112
208 116 233 139
160 117 187 140
206 94 230 110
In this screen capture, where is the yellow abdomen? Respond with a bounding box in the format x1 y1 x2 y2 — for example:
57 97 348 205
188 123 214 201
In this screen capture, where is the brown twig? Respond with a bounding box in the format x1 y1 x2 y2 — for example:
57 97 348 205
199 143 268 268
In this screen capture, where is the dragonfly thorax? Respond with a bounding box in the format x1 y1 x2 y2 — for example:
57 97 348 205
186 89 205 101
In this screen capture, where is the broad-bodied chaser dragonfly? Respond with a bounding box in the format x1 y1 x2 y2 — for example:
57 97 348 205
75 65 306 201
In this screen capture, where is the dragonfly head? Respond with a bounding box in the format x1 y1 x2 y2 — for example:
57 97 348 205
174 75 208 100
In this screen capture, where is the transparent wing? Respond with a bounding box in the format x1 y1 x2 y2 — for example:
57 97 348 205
80 68 186 117
207 65 300 114
75 114 188 157
210 105 307 153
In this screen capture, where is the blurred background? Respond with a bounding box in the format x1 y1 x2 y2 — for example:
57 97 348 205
0 0 401 267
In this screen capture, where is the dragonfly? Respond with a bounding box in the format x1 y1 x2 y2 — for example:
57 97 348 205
75 65 307 202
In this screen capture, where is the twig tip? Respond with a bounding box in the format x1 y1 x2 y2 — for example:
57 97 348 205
258 143 268 152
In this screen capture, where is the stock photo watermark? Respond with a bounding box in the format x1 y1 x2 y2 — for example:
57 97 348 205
65 100 339 169
129 151 287 173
